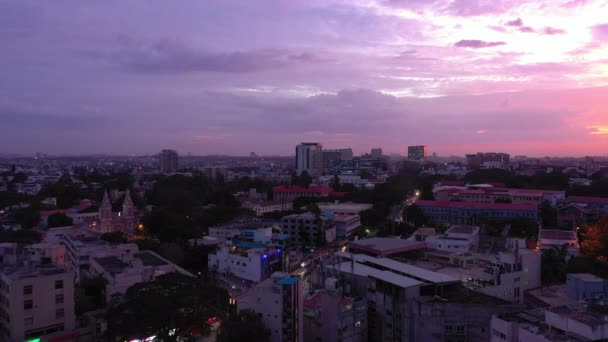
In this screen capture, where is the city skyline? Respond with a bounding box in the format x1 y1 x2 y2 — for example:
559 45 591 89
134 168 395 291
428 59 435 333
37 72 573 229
2 1 608 156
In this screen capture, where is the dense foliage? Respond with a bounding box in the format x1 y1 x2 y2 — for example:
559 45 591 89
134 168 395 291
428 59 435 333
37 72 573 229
106 273 229 342
217 310 271 342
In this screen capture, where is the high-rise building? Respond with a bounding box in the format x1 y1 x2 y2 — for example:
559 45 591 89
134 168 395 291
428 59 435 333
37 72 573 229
237 272 303 342
408 145 428 162
295 143 322 177
159 149 178 173
466 152 510 170
322 148 353 174
370 148 383 159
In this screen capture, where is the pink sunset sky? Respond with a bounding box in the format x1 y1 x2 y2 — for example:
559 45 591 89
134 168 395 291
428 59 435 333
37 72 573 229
1 0 607 156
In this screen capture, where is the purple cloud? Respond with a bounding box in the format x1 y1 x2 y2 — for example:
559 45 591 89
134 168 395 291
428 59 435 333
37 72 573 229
543 27 566 35
519 26 535 33
95 38 327 74
454 40 506 48
592 23 608 40
446 0 526 16
489 25 507 32
506 18 523 27
563 0 588 8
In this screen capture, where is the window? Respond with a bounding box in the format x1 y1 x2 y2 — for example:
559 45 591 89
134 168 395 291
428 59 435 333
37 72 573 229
56 308 64 319
24 300 33 310
55 280 63 289
23 285 33 295
56 294 64 304
24 317 33 327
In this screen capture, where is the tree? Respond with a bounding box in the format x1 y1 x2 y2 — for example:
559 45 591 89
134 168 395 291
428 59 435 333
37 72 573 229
404 205 427 227
11 206 40 229
158 243 185 265
581 218 608 262
47 213 73 228
106 273 229 342
359 169 373 180
332 175 341 192
100 231 127 244
541 245 568 284
0 230 41 244
76 275 107 316
12 172 28 183
217 309 271 342
292 171 312 188
540 201 558 227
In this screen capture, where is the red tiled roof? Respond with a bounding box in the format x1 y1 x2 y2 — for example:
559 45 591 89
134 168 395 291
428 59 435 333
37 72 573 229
567 196 608 205
273 185 331 193
415 200 538 211
540 229 577 240
438 180 466 186
447 225 478 234
40 209 73 216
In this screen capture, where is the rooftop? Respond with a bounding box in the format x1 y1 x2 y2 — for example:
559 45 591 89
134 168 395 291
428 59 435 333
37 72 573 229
567 196 608 205
446 225 479 235
349 237 425 257
336 252 458 284
327 261 423 288
273 185 331 193
1 264 69 281
94 256 128 274
415 200 538 211
540 229 577 241
135 251 169 266
569 273 606 282
525 284 579 308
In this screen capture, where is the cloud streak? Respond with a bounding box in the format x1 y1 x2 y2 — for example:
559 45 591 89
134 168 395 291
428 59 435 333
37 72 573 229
454 40 506 48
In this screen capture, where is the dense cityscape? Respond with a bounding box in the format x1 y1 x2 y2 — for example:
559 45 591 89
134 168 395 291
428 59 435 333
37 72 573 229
3 0 608 341
1 145 608 341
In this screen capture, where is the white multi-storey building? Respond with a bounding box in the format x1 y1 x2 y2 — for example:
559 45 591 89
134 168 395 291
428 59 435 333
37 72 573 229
0 261 75 342
236 272 303 342
295 143 322 177
422 245 541 304
208 241 283 283
424 225 480 253
281 212 336 246
89 249 191 301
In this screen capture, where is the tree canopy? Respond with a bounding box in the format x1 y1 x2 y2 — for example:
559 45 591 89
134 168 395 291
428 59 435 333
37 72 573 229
47 213 73 228
106 273 229 342
217 309 271 342
581 218 608 263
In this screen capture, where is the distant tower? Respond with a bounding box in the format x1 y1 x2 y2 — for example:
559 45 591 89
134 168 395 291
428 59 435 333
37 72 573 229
99 190 113 233
159 149 179 173
121 189 136 238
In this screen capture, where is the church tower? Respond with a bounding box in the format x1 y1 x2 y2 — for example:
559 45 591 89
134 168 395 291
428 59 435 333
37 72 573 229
122 189 136 238
99 190 113 233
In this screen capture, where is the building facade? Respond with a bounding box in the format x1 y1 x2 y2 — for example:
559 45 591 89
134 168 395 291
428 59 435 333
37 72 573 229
96 189 139 238
237 272 303 342
281 213 337 246
0 265 75 342
159 149 178 173
466 152 510 170
415 200 539 225
295 143 323 177
408 145 428 162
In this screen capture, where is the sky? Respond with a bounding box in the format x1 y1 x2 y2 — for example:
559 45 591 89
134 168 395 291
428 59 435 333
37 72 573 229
1 0 608 157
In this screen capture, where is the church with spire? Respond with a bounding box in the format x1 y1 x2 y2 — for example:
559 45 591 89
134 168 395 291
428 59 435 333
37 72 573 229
94 189 140 238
